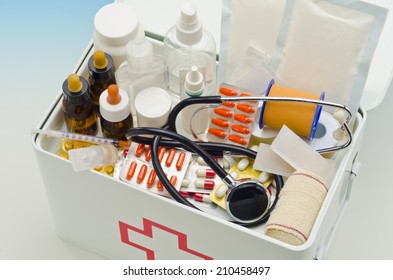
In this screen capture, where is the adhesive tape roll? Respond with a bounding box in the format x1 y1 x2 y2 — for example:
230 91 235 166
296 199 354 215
260 80 324 140
309 111 339 151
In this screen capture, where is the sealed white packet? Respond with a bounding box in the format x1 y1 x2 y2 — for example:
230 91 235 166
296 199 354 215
218 0 286 83
271 0 387 116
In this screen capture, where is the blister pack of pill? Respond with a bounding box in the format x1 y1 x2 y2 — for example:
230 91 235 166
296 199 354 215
180 155 234 195
56 138 118 177
207 83 260 147
119 143 192 197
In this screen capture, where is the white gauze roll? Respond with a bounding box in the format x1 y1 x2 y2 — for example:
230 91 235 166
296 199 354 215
265 170 328 246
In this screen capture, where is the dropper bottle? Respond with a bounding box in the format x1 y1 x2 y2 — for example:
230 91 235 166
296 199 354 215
62 74 98 135
99 84 133 140
88 50 116 115
181 66 208 134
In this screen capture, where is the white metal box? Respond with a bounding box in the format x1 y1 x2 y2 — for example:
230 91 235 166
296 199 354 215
32 0 393 259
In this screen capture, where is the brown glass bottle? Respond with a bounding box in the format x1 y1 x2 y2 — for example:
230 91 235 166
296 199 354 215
62 74 98 135
88 50 116 115
100 84 133 140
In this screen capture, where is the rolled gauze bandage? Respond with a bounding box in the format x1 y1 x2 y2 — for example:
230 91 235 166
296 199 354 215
265 171 328 245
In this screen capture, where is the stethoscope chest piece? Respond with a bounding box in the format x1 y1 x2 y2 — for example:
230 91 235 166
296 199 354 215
225 178 271 225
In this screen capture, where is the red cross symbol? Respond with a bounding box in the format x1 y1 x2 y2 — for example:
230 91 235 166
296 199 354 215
119 218 213 260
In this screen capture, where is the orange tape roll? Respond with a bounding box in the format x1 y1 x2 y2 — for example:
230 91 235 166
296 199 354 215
259 80 324 140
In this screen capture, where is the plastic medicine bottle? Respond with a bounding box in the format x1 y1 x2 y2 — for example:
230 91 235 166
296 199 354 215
181 66 208 134
62 74 98 135
100 84 133 140
116 37 167 116
93 3 145 68
88 50 116 115
163 3 216 98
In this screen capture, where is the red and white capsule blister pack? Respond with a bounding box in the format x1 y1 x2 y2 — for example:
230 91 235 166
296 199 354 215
120 143 192 197
207 83 259 147
180 155 235 195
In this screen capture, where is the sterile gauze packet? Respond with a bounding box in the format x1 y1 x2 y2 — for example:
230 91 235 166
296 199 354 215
270 0 387 116
218 0 286 84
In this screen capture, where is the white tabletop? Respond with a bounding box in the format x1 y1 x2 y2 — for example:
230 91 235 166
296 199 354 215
1 0 392 260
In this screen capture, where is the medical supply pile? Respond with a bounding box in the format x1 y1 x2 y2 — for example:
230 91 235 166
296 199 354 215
33 0 388 253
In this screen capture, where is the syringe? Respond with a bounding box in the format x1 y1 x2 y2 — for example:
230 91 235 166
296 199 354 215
32 128 131 149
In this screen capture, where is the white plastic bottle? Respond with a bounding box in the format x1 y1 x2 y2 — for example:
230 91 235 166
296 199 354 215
181 66 208 134
115 36 167 116
93 3 145 68
164 3 216 98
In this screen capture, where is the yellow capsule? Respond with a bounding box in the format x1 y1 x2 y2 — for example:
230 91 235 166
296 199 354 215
94 166 103 172
63 141 74 151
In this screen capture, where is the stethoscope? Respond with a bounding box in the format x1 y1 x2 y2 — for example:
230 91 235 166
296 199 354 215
126 94 352 227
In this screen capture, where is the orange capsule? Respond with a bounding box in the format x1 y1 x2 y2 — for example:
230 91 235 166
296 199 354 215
240 93 257 104
219 87 238 96
165 148 176 167
214 107 233 118
234 114 253 124
126 161 137 180
145 146 152 161
211 118 229 128
158 147 166 162
147 170 157 188
134 143 145 157
176 152 186 171
222 101 236 108
137 164 148 183
208 128 227 138
237 103 256 114
156 173 167 192
229 134 248 145
169 175 178 188
232 124 251 135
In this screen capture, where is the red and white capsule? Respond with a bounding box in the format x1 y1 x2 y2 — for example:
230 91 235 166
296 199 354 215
194 179 215 190
193 193 212 203
195 168 216 178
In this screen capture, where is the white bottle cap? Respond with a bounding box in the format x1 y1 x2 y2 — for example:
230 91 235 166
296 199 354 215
185 66 204 96
100 85 131 122
134 87 172 127
68 145 118 172
126 37 154 74
94 3 141 46
176 3 203 45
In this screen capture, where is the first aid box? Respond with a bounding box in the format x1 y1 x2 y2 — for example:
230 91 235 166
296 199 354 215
32 0 393 259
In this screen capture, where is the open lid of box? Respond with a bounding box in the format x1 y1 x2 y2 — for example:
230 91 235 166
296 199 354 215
120 0 392 112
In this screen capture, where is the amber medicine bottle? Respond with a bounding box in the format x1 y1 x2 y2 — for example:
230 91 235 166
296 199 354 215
100 84 133 140
88 50 116 115
62 74 98 135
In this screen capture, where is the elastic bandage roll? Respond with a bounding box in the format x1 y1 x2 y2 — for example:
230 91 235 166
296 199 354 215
265 171 328 246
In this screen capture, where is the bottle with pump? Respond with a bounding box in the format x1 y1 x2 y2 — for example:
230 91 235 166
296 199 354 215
62 74 98 135
181 66 208 134
99 84 133 140
164 3 216 97
115 36 167 116
88 50 116 115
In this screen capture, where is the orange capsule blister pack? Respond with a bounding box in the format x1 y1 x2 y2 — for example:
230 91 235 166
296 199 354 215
207 83 259 147
119 142 192 197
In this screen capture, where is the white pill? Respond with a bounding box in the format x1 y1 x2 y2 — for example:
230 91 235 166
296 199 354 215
197 156 208 166
333 109 347 125
258 171 270 183
181 178 190 187
224 155 236 167
229 171 239 179
250 145 259 152
215 185 228 199
222 158 230 170
237 158 249 171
